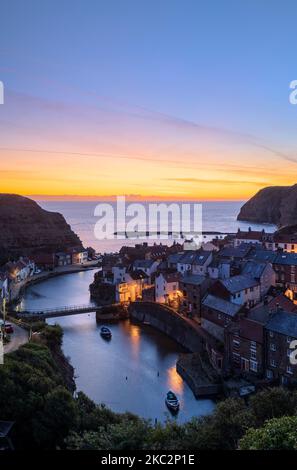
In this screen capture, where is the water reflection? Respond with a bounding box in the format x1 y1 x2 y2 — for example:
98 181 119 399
167 365 184 395
22 270 215 423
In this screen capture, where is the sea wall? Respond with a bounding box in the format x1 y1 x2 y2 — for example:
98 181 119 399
129 301 204 352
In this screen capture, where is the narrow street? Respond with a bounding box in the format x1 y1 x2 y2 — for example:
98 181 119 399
4 324 29 355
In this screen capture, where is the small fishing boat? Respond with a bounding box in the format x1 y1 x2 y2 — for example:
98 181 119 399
165 391 179 413
100 326 112 339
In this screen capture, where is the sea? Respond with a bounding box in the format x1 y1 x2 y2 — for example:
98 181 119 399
36 199 276 253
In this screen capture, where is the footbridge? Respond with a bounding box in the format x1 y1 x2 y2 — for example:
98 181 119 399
13 303 119 320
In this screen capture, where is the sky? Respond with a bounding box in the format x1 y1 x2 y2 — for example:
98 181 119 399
0 0 297 200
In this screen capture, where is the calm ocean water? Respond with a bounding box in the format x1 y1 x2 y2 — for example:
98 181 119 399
37 200 276 253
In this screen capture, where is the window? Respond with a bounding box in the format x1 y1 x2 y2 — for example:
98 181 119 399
233 339 240 347
269 331 274 338
250 360 258 372
218 313 222 320
250 341 256 350
251 350 257 360
287 365 293 375
270 359 277 367
270 343 276 351
266 369 273 379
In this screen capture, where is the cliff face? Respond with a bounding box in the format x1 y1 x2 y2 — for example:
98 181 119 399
237 184 297 227
0 194 83 258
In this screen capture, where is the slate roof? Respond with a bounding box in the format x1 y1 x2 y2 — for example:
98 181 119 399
203 294 241 317
178 251 197 264
133 259 156 269
219 245 252 259
274 252 297 266
221 274 259 294
192 250 212 265
248 249 277 263
180 274 206 286
167 253 184 264
266 311 297 337
177 250 211 265
241 260 268 279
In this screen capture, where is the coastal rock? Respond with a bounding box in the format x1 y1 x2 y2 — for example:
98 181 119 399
237 184 297 227
0 194 83 259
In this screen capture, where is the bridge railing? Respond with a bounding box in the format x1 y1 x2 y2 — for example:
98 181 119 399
17 303 100 315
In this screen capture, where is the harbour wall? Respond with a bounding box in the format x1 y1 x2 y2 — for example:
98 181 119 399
129 301 204 353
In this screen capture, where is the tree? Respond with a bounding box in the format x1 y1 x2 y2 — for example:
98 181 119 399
239 416 297 450
249 387 297 426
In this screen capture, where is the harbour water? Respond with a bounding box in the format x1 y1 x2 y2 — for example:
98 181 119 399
21 270 215 423
20 200 275 422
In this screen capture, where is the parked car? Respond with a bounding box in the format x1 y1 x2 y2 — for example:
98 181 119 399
0 321 14 334
5 323 14 334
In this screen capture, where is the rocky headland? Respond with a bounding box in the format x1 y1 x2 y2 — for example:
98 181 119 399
237 184 297 227
0 194 83 260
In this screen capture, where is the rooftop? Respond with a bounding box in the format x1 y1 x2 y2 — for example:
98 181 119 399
203 294 242 317
266 311 297 337
274 252 297 266
241 260 269 279
180 273 206 286
221 274 259 294
219 245 252 259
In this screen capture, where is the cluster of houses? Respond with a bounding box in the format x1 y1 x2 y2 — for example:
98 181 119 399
95 227 297 386
0 248 89 302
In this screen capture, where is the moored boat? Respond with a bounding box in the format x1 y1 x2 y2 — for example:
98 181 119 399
100 326 112 339
165 391 179 413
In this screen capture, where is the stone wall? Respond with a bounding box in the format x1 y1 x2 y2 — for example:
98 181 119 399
129 301 204 352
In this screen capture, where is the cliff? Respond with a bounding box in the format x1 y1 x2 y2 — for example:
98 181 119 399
0 194 83 259
237 184 297 227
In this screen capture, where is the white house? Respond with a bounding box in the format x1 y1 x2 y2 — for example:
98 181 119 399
192 250 212 275
115 270 149 303
155 272 180 304
214 274 261 308
132 259 159 281
176 250 212 275
112 264 127 284
241 260 276 297
234 228 265 247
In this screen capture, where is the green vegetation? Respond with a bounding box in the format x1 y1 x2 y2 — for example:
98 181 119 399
3 325 297 450
239 416 297 450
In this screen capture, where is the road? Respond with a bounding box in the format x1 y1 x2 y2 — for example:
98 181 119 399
4 324 29 355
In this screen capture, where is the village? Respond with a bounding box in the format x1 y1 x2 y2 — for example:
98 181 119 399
2 225 297 390
88 226 297 389
0 247 93 304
